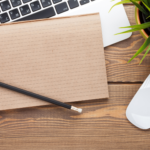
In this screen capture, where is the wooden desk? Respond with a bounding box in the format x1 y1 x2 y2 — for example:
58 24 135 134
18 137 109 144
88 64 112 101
1 4 150 150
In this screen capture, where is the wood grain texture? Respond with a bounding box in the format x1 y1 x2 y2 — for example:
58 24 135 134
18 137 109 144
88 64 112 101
106 6 150 82
1 84 150 150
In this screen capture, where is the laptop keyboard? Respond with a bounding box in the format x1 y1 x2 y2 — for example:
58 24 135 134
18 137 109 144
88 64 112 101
0 0 95 23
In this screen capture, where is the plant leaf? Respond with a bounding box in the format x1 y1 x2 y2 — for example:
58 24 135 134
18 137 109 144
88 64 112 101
130 0 149 16
142 0 150 7
146 15 150 19
109 0 143 12
142 1 150 11
140 45 150 64
128 36 150 63
119 21 150 29
109 0 137 12
115 28 143 35
116 21 150 35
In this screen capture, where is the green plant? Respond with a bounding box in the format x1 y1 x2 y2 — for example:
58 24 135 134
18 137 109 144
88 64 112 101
110 0 150 64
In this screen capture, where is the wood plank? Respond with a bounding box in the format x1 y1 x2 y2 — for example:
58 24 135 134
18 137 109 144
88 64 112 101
106 6 150 82
0 84 150 150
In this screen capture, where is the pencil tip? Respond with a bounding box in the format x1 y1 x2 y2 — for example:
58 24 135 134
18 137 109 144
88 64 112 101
71 106 82 113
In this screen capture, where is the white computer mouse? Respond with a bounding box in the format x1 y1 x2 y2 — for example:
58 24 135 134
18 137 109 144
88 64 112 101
126 75 150 130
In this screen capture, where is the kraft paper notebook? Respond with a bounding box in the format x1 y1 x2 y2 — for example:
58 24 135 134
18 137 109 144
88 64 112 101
0 13 109 111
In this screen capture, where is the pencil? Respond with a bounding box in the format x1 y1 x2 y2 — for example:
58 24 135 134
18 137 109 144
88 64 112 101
0 82 82 113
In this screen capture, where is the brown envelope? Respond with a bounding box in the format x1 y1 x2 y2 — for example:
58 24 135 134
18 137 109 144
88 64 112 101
0 13 109 110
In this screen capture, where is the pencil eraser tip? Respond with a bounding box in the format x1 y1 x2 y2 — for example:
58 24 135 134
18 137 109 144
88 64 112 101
71 106 82 113
78 108 82 113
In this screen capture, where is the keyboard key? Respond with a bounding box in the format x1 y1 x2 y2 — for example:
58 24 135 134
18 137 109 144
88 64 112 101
52 0 62 4
55 2 68 14
0 1 11 11
10 0 21 7
0 13 10 23
20 5 31 16
80 0 89 5
30 1 41 12
9 9 20 20
16 7 55 22
41 0 51 8
22 0 31 3
68 0 79 9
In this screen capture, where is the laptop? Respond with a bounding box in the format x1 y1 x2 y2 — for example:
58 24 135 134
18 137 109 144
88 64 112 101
0 0 132 47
